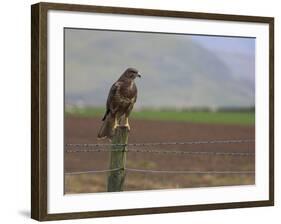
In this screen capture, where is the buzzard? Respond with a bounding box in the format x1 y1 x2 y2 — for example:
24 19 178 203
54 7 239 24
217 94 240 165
97 68 141 140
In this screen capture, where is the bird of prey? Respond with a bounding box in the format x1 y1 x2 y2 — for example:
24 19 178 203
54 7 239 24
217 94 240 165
97 68 141 140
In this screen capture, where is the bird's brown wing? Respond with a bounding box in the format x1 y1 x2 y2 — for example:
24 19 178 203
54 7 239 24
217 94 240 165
98 82 121 139
101 82 121 121
125 96 136 117
124 83 137 117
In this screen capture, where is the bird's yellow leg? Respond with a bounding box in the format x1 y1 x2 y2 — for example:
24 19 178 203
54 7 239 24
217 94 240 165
124 116 130 131
113 117 118 129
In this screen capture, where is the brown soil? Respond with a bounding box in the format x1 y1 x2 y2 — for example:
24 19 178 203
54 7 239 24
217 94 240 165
65 117 255 194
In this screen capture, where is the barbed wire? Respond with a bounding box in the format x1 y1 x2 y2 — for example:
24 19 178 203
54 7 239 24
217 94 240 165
65 167 122 175
126 168 255 174
65 168 255 175
66 148 123 153
65 148 255 156
128 149 254 156
65 139 255 176
65 139 254 148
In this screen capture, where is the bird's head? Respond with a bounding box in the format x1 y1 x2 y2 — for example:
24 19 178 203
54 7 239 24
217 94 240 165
121 68 141 80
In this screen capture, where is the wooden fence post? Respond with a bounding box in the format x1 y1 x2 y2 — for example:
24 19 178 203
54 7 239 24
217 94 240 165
107 126 129 192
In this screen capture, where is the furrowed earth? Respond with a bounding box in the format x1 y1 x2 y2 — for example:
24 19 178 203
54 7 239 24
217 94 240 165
65 117 255 194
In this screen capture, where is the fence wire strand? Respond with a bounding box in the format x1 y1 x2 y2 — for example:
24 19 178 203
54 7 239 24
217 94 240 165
65 168 255 175
128 149 254 156
126 168 255 174
65 168 122 175
65 139 254 148
65 148 255 156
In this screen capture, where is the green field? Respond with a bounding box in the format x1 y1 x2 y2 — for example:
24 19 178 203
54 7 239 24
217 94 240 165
65 107 255 125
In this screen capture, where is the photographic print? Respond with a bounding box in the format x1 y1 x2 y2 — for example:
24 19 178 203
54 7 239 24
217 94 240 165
64 28 256 194
31 2 273 220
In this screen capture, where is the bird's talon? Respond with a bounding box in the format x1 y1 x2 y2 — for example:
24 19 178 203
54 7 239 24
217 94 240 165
113 124 120 129
124 124 130 131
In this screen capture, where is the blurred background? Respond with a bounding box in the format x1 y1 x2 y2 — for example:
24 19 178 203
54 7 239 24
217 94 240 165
65 28 255 110
64 28 255 194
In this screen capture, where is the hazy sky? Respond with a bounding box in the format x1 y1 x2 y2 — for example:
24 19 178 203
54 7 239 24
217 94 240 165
191 35 255 55
65 28 255 109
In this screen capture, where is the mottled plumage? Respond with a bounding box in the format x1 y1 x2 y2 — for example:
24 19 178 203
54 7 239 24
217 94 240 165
97 68 141 139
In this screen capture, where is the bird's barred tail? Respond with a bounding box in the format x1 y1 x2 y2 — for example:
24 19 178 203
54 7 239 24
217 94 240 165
97 115 115 140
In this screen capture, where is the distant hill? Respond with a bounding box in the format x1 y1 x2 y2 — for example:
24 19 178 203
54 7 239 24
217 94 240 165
65 29 255 109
